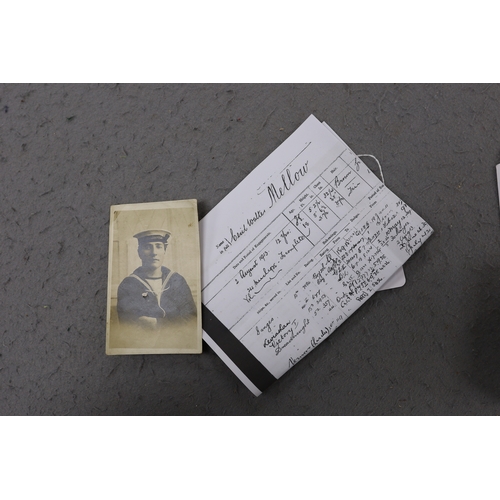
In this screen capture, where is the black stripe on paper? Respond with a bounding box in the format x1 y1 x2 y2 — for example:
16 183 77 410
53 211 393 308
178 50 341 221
202 304 277 393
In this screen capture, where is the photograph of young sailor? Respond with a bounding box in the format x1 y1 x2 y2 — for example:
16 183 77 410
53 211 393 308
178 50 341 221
117 229 197 329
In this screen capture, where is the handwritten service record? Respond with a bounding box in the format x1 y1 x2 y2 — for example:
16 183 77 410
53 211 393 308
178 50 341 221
200 115 433 395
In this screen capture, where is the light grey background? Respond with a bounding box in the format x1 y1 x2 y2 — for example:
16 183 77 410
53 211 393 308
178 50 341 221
1 83 499 415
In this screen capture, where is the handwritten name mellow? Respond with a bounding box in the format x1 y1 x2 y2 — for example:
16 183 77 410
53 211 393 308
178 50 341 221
267 161 309 208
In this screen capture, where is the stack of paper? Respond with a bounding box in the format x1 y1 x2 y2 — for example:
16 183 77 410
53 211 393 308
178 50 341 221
200 115 433 395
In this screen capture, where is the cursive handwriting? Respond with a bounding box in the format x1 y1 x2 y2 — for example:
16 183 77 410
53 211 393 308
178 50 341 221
267 162 309 208
220 211 266 256
254 267 282 294
264 318 310 356
334 169 353 188
239 259 259 279
247 210 266 227
278 234 306 260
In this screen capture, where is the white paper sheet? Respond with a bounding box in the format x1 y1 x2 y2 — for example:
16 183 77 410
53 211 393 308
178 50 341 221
200 115 433 395
322 121 406 290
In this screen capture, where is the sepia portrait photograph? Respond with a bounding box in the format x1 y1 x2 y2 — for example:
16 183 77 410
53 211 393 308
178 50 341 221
106 199 202 354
